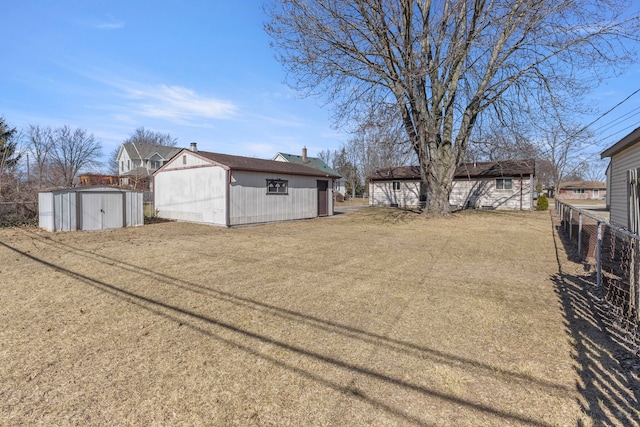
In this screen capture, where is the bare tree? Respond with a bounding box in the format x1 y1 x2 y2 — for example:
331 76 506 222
107 147 120 175
536 122 593 195
583 158 608 182
317 148 338 169
266 0 639 215
49 126 103 187
26 125 54 189
125 127 178 147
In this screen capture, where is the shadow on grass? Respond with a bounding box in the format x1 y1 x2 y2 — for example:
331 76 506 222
550 212 640 425
4 228 577 426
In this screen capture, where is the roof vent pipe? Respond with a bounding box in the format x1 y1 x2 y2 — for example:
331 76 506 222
190 142 198 152
302 146 308 162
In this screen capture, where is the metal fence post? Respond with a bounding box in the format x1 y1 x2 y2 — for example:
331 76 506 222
569 208 573 240
578 212 583 259
636 240 640 322
596 221 602 289
629 238 636 319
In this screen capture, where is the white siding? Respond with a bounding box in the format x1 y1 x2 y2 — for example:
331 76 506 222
606 163 611 210
38 192 55 232
369 181 421 207
229 171 331 226
451 176 533 210
609 143 640 228
155 165 228 225
38 187 143 232
118 149 133 175
53 190 77 231
370 176 533 210
161 151 212 170
125 191 144 227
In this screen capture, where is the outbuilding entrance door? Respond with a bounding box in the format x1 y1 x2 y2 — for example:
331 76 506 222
80 192 124 231
317 180 329 216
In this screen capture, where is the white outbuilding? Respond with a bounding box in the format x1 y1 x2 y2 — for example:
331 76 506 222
153 147 339 226
39 186 144 232
601 126 640 233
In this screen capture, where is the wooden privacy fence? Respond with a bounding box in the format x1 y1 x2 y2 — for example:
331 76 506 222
556 200 640 330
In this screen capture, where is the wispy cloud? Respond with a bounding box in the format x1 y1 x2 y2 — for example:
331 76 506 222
95 20 125 30
122 83 238 122
81 15 125 30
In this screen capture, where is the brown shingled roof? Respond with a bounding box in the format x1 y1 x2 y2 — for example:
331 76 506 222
192 150 341 178
559 180 606 190
367 159 536 181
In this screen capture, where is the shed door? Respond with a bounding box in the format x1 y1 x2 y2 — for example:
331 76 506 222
81 193 124 231
317 180 329 216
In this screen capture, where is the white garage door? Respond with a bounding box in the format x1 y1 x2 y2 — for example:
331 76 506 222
80 193 124 231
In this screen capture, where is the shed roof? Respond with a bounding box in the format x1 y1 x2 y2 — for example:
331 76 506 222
39 185 143 194
122 142 182 161
172 150 341 178
559 181 606 190
367 159 536 181
273 152 342 177
601 126 640 158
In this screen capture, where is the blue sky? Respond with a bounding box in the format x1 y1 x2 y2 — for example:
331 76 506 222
1 1 640 173
1 1 344 167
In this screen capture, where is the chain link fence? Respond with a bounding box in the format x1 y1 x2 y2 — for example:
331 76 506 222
556 200 640 337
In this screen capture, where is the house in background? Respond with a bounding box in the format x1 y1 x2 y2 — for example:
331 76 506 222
557 181 606 200
116 142 183 191
368 159 536 210
273 147 347 197
154 144 339 227
601 126 640 233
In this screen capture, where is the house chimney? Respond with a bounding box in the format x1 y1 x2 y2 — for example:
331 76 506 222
190 142 198 152
302 146 308 162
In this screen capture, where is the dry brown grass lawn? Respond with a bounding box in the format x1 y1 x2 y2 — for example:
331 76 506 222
0 207 637 426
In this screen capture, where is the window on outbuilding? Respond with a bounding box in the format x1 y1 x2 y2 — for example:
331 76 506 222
267 179 288 194
573 189 585 194
496 178 513 190
392 181 401 190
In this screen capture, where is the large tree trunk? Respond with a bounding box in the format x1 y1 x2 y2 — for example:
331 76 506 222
420 146 456 216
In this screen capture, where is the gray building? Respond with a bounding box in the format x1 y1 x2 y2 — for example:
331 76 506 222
153 146 340 226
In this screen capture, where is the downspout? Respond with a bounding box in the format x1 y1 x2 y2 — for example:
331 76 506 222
226 170 231 227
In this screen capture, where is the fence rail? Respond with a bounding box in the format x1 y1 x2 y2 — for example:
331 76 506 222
556 200 640 332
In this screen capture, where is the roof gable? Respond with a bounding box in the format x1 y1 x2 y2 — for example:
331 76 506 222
121 142 182 161
601 126 640 158
273 152 342 177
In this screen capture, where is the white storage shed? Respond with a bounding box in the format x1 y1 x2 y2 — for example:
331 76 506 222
153 147 339 226
39 186 144 232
